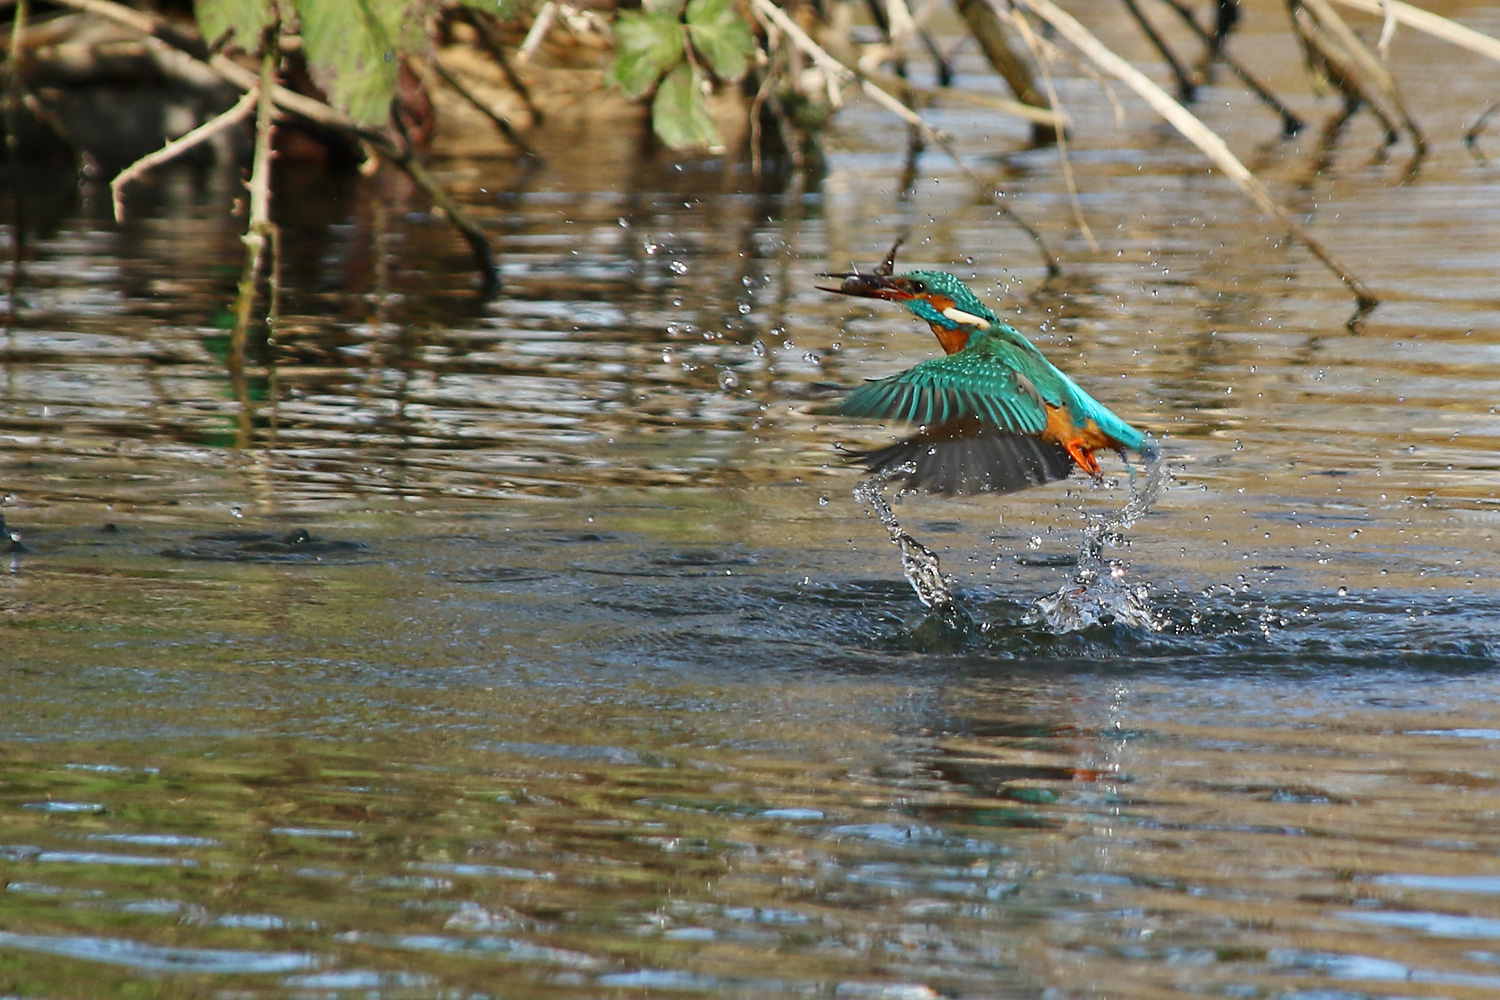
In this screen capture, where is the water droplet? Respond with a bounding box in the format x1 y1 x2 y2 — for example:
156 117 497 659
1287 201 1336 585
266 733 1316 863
661 349 673 364
669 260 688 275
1027 535 1043 550
738 302 752 315
817 496 829 507
231 506 243 519
717 369 739 390
751 340 766 357
802 351 821 366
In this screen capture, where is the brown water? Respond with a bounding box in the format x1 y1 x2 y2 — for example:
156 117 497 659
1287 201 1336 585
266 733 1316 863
5 1 1500 996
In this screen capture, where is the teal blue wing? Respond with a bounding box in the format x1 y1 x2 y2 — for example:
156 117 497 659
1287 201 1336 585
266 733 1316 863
836 353 1049 435
835 354 1074 496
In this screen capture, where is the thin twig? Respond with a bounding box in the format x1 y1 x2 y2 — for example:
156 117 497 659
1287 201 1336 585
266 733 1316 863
1376 0 1398 58
429 56 542 160
1012 0 1377 309
1329 0 1500 62
519 2 556 61
749 0 1058 273
111 87 259 222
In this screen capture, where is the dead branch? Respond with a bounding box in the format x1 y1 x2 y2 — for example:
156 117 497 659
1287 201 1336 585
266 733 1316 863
111 86 258 222
750 0 1059 274
1011 0 1377 310
1330 0 1500 62
45 0 500 294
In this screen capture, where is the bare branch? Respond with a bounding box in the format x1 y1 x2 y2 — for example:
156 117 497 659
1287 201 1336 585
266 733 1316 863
1011 0 1377 309
749 0 1058 273
111 87 259 223
1332 0 1500 62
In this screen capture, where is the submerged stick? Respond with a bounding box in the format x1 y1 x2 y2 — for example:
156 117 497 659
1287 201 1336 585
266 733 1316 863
1157 0 1304 135
429 56 541 161
1010 0 1378 310
111 87 259 222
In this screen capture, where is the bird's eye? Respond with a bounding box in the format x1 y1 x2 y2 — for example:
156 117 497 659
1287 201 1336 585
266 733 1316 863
908 280 927 293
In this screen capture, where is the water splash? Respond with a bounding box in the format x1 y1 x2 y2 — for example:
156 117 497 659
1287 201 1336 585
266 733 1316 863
1024 443 1167 634
853 465 955 613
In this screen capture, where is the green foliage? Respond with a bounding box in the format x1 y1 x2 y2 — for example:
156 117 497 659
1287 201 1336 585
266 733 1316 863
294 0 426 127
195 0 276 50
684 0 753 83
607 0 758 149
609 10 687 99
652 65 720 149
198 0 510 127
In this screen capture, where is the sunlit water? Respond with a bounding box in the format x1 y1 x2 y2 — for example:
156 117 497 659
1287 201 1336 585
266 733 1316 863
5 0 1500 996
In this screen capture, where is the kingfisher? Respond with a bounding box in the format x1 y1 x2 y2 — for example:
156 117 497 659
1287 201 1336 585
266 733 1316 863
819 243 1151 495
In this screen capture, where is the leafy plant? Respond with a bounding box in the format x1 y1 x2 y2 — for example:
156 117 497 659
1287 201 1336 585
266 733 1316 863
194 0 513 126
607 0 757 150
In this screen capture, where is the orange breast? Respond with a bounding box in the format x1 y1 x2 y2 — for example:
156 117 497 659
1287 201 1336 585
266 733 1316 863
1040 405 1115 477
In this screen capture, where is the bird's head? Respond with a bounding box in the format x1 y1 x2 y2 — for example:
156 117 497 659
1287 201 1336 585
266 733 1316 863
818 242 998 354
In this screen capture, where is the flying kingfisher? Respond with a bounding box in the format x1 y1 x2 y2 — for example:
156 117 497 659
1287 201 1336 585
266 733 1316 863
819 244 1151 495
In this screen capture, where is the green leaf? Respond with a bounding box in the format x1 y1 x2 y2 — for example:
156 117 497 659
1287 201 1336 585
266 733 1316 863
608 10 685 99
685 0 754 83
643 0 687 16
292 0 426 126
651 64 721 149
195 0 277 53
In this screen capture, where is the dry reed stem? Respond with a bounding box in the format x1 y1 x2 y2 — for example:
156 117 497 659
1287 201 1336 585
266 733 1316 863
1011 0 1377 309
110 86 259 222
1332 0 1500 63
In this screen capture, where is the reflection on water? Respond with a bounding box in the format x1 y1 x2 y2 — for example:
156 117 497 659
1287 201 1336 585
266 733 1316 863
5 0 1500 995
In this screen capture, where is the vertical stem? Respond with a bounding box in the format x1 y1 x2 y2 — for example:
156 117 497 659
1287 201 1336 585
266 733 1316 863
229 46 279 449
4 0 30 351
3 0 29 165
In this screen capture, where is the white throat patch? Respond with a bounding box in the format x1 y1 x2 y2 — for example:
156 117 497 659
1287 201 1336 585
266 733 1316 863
941 306 991 329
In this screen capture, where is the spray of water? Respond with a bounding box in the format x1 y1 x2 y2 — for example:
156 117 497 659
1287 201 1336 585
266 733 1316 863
853 463 956 613
1023 443 1167 633
854 444 1167 637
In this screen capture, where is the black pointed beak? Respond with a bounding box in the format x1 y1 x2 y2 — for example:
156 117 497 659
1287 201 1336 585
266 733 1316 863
815 271 914 301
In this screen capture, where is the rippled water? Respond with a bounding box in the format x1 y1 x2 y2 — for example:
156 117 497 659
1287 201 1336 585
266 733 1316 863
4 0 1500 996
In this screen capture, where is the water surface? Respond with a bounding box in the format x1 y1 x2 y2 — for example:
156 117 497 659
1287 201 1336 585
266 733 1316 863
4 1 1500 996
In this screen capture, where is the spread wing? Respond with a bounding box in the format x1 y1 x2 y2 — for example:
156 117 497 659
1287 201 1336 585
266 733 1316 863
835 352 1051 436
835 354 1070 496
843 418 1075 496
